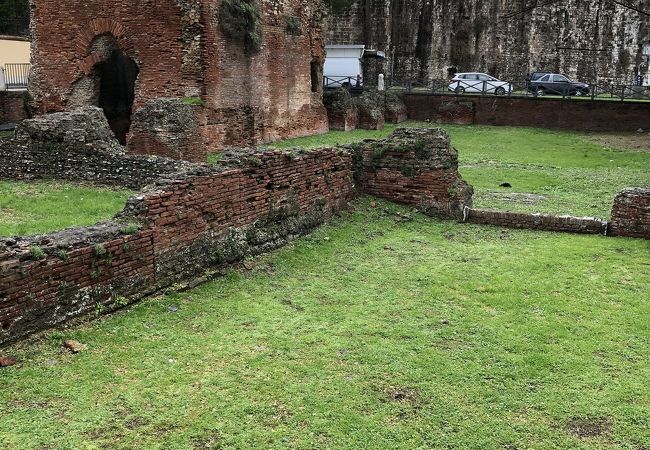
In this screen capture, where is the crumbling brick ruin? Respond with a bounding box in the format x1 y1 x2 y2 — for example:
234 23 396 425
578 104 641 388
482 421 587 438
0 108 472 344
326 0 650 84
0 108 647 345
29 0 329 161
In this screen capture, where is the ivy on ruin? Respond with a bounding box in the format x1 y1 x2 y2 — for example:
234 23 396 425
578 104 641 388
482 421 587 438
218 0 261 55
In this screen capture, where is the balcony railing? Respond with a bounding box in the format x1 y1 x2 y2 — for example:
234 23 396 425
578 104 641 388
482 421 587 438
1 63 31 91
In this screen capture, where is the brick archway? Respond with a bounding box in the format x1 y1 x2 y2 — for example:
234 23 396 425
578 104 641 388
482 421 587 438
76 19 134 75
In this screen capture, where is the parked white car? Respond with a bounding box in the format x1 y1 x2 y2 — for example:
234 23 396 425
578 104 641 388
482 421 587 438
448 72 512 95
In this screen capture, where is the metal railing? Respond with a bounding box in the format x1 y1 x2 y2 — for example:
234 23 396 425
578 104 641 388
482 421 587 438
324 76 363 90
399 78 650 102
1 63 31 91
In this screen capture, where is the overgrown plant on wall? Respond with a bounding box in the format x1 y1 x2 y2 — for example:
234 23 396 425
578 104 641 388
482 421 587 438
325 0 355 13
284 15 302 36
219 0 261 54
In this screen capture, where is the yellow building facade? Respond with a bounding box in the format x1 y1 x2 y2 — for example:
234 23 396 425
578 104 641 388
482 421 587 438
0 36 31 67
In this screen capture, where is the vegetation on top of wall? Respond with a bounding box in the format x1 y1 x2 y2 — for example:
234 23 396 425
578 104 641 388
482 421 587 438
325 0 355 14
218 0 261 55
284 15 302 36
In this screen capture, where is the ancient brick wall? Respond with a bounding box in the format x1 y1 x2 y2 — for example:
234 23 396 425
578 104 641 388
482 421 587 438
0 91 26 123
0 146 356 345
466 209 608 235
0 123 475 344
29 0 329 160
1 114 645 345
323 89 358 131
403 94 650 132
325 0 649 84
609 188 650 239
354 128 473 219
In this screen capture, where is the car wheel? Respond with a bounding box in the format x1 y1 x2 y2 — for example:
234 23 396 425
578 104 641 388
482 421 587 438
536 87 545 97
455 86 465 95
495 87 506 96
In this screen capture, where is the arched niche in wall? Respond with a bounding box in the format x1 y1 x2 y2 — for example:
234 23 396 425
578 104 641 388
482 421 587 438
68 19 140 144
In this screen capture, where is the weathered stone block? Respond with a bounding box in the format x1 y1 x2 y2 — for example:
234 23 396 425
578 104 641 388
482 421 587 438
354 89 385 130
15 107 120 151
384 91 408 124
128 98 204 162
323 89 358 131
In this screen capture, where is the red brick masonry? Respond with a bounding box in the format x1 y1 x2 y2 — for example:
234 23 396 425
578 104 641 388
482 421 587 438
466 209 608 235
403 94 650 132
0 127 471 345
0 126 647 346
609 188 650 238
0 91 27 124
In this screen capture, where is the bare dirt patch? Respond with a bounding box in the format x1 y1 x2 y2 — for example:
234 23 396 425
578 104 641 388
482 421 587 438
583 132 650 152
565 416 613 438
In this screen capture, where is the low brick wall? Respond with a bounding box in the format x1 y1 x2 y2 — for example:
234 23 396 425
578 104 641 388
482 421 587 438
609 188 650 239
466 208 608 234
404 94 650 132
0 91 27 124
0 147 356 345
0 110 646 345
0 125 473 345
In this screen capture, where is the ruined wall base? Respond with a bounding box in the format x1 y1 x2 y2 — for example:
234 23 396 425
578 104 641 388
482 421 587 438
609 188 650 239
466 209 608 235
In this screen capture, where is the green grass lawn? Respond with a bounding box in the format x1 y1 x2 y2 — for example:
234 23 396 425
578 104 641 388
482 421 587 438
1 198 648 449
267 122 650 218
0 180 133 237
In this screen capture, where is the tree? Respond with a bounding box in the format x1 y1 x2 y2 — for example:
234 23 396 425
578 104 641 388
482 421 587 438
0 0 30 37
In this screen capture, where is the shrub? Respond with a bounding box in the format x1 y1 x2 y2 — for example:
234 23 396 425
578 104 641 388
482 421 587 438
56 250 69 262
30 245 46 260
93 244 107 257
121 223 139 235
284 15 301 36
219 0 261 54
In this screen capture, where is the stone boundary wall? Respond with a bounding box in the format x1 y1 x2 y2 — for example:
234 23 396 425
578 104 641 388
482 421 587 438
403 94 650 132
466 208 608 235
0 91 27 124
609 188 650 239
0 127 471 345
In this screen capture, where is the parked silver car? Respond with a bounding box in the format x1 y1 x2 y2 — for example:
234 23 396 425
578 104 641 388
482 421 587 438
448 72 512 95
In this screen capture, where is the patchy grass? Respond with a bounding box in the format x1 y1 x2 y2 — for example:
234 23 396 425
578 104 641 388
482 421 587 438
267 123 650 218
0 130 13 139
0 198 648 449
0 180 133 237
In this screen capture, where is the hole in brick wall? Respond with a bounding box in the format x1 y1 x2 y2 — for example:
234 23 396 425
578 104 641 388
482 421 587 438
96 49 139 145
311 60 321 93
